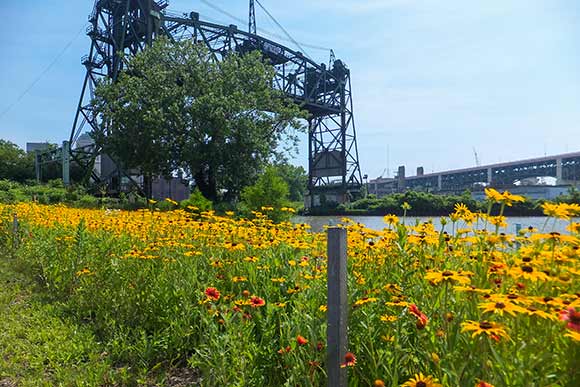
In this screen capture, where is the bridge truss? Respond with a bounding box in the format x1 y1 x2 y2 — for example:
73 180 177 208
62 0 362 202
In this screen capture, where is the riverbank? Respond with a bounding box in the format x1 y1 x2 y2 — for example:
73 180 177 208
304 189 580 217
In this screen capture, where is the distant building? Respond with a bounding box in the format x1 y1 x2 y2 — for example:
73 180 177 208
151 177 190 202
368 177 398 197
26 142 51 154
75 133 102 177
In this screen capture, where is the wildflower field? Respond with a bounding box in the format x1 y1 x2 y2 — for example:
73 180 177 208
0 190 579 386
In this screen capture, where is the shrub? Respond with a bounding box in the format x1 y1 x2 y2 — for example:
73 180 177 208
241 167 292 222
180 188 213 212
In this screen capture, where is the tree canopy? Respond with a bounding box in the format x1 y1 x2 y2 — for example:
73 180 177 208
92 38 306 201
0 140 35 183
270 162 307 202
241 166 291 221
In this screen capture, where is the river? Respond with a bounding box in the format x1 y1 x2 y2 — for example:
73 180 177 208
293 215 571 234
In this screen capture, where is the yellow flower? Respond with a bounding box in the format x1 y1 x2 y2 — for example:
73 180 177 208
381 335 395 342
567 222 580 234
383 214 399 225
461 320 510 340
380 314 398 322
542 202 573 220
354 297 378 307
485 188 504 202
478 300 526 317
564 330 580 341
164 198 178 206
487 215 507 228
507 265 550 281
430 352 440 364
382 283 402 294
453 203 476 223
424 269 472 285
500 191 525 207
401 372 442 387
75 267 92 276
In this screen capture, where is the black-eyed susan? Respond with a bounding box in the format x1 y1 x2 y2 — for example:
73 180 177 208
461 320 509 340
383 214 399 226
385 296 410 308
523 306 558 321
500 191 525 206
353 297 378 307
401 372 442 387
564 330 580 341
507 265 549 281
424 269 472 285
478 300 526 317
484 188 504 202
542 202 574 220
453 203 476 223
380 314 398 322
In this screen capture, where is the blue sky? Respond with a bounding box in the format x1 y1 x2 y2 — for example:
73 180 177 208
1 0 579 179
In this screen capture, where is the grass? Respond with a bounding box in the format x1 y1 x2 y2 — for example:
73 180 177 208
0 255 203 386
0 255 121 386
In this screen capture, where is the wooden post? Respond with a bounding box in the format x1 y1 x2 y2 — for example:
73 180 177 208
12 214 19 251
327 227 348 387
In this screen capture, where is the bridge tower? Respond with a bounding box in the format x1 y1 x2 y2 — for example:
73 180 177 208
249 1 257 35
69 0 168 191
66 0 362 203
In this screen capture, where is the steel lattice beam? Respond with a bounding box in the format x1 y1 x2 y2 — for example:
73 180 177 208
68 0 363 201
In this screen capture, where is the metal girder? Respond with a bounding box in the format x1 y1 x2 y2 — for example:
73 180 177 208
68 0 362 202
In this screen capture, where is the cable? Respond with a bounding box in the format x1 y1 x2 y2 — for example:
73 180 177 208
199 0 247 26
196 0 329 53
255 0 313 60
0 25 85 121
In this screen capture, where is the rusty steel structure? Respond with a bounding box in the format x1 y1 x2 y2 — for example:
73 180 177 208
65 0 362 202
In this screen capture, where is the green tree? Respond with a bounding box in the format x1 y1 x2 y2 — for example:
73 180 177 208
271 162 307 202
0 140 35 182
241 166 291 221
92 38 306 201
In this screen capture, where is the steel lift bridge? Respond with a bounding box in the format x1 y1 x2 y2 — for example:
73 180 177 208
45 0 363 205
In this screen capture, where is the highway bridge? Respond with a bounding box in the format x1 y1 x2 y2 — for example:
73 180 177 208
369 151 580 196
